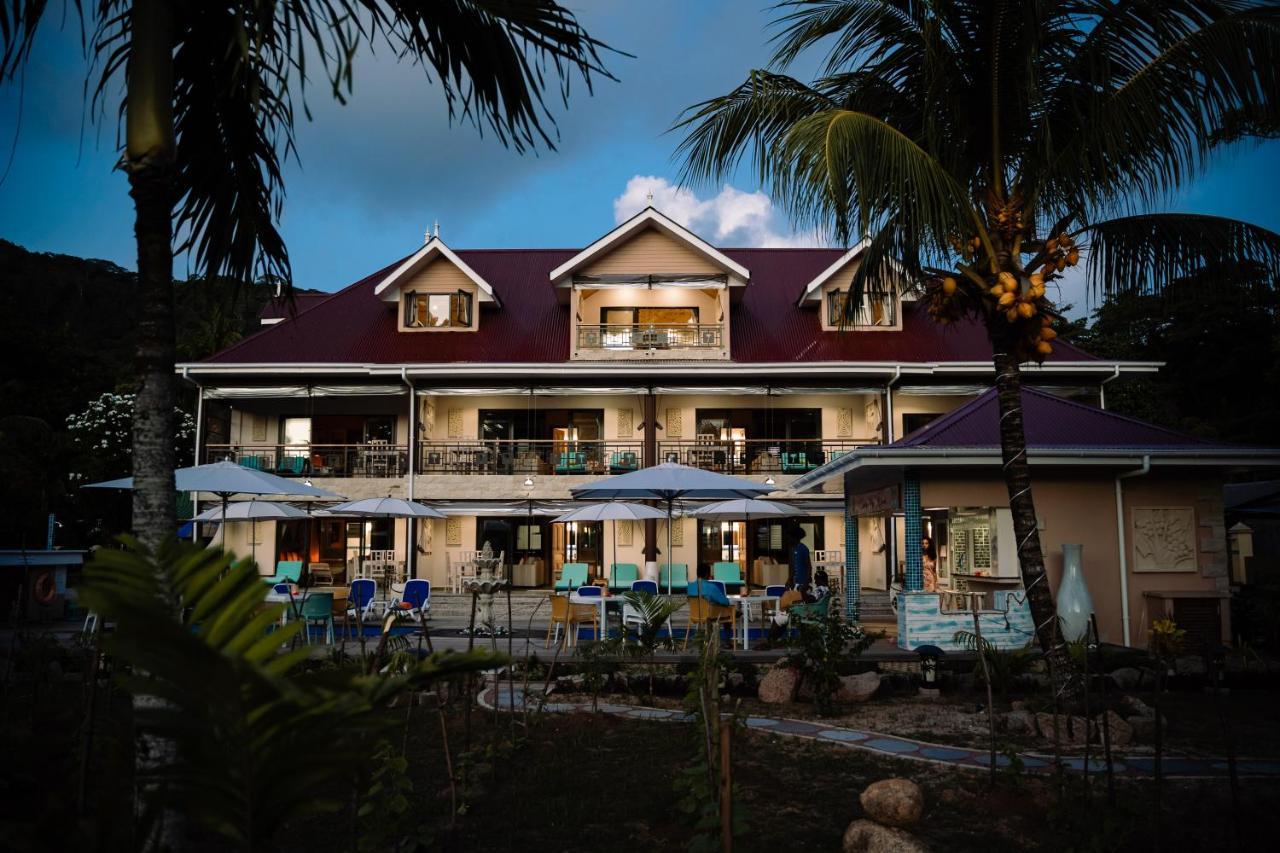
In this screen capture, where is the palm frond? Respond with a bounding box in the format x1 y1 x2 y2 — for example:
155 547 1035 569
79 537 498 848
1082 213 1280 296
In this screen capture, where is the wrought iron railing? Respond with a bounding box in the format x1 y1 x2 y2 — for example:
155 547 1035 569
417 440 645 475
655 439 868 475
576 323 723 350
204 443 409 477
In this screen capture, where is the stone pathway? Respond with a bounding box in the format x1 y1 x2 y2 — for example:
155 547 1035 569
477 683 1280 780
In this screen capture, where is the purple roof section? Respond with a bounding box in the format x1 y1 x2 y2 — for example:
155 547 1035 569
203 247 1101 366
893 387 1215 450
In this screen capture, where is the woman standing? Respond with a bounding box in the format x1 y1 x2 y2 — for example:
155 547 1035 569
921 536 938 592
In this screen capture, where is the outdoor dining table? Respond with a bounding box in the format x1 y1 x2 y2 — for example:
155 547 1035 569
729 592 778 650
567 590 625 641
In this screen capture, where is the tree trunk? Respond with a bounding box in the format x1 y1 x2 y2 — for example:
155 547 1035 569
991 347 1067 669
125 0 177 551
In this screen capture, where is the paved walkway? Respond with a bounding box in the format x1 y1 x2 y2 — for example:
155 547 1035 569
476 683 1280 780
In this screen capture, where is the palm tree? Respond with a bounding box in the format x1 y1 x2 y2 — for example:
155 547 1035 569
2 0 614 549
674 0 1280 666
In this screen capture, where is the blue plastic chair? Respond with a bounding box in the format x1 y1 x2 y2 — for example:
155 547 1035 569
764 585 786 598
298 593 335 645
345 579 378 636
575 585 602 598
554 451 588 474
630 579 658 596
397 579 431 621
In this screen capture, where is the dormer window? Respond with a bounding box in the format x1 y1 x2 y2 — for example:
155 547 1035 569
828 290 896 327
405 290 472 328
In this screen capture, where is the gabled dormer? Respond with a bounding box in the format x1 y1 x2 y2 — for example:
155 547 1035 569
373 237 499 333
797 240 906 331
550 207 748 360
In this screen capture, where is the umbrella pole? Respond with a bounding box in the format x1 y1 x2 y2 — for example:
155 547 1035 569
252 517 257 571
612 518 617 592
667 497 674 596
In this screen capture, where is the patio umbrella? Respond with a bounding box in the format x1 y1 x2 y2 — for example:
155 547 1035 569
85 460 343 521
552 502 668 587
571 463 774 593
689 498 804 587
325 497 447 580
191 500 309 568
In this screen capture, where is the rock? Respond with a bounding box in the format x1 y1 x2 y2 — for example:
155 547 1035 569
1097 710 1132 748
1004 710 1034 735
837 671 882 703
1123 695 1154 718
1108 666 1148 690
1010 699 1031 712
842 819 930 853
726 671 745 690
1036 712 1068 740
757 665 800 704
1068 715 1093 746
859 778 924 828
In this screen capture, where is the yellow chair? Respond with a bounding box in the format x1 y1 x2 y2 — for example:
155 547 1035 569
545 594 598 648
683 596 736 650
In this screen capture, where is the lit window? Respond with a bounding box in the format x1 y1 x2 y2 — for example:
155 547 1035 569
828 291 895 326
405 290 473 328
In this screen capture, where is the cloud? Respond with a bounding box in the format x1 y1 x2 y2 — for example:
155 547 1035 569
613 176 826 248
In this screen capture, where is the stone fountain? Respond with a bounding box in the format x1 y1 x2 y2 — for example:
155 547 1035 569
461 541 509 637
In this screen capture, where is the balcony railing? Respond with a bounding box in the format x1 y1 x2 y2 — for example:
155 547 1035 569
656 439 869 475
205 444 409 477
576 323 723 350
417 440 644 475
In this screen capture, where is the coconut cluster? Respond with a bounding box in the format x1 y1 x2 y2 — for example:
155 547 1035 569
928 230 1078 362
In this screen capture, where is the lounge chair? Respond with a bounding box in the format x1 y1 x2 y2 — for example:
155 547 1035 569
554 450 588 474
609 451 639 473
344 578 378 637
264 560 303 586
609 563 639 593
393 579 431 621
712 562 744 594
554 562 590 591
658 563 689 594
239 455 265 471
276 455 307 476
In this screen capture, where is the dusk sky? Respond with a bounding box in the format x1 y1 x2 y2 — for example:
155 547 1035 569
3 0 1278 317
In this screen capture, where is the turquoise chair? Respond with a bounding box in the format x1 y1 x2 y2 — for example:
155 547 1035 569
609 451 639 473
239 455 264 471
555 562 590 591
658 563 689 594
276 455 307 476
298 592 335 644
265 560 303 585
555 451 588 474
609 563 639 593
780 451 814 473
712 562 744 594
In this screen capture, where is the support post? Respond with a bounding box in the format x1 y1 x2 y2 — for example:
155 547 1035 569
643 390 658 562
902 471 924 591
844 511 860 622
406 381 418 578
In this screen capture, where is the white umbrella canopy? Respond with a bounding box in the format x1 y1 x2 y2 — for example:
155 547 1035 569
189 500 310 568
688 498 805 520
553 503 669 587
86 460 342 500
571 463 774 594
325 497 447 581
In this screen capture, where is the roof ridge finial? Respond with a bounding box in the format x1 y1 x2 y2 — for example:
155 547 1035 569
434 220 440 239
646 190 653 205
424 226 430 245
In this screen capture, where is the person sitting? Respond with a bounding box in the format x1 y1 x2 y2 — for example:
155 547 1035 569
811 569 831 601
762 584 817 647
687 563 732 607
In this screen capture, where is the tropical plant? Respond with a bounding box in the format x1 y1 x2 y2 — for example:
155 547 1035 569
674 0 1280 671
77 537 497 851
785 608 874 714
1 0 615 549
619 589 682 694
952 630 1038 699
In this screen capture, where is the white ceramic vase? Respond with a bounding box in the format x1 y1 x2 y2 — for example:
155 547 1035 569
1056 543 1094 642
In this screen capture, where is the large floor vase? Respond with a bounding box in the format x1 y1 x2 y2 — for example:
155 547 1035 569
1055 543 1094 642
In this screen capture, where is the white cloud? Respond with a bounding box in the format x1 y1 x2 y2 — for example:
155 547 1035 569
612 176 825 248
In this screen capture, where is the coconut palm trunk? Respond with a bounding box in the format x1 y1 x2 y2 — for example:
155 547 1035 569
992 347 1061 658
124 0 177 551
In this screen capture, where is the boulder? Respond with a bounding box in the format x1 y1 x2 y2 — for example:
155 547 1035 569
757 665 800 704
1004 710 1034 735
859 778 924 828
842 819 930 853
1097 710 1132 748
1123 694 1155 718
1035 712 1068 740
837 671 882 703
1067 715 1093 746
1108 666 1148 691
1174 656 1206 677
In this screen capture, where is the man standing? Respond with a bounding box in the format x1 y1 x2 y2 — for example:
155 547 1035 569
788 523 812 591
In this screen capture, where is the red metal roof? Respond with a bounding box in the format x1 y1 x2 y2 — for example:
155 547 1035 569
204 247 1100 366
893 386 1213 450
258 291 334 321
